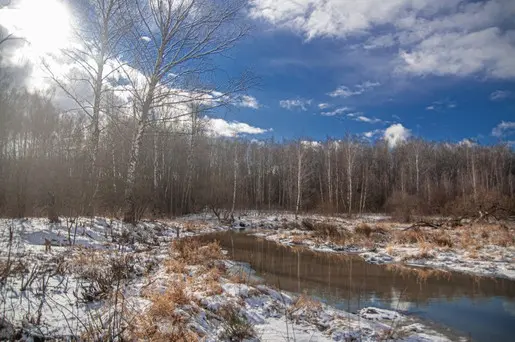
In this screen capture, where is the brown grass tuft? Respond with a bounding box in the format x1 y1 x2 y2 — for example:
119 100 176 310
171 238 225 265
355 223 373 237
290 293 322 313
432 231 453 247
133 280 198 342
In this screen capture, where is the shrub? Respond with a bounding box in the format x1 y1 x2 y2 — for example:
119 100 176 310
395 229 426 244
132 282 198 342
313 222 339 238
70 250 135 301
432 231 453 247
355 223 373 237
219 305 256 341
301 219 315 230
172 238 224 265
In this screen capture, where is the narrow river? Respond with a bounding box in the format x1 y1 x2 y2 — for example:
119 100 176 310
200 231 515 342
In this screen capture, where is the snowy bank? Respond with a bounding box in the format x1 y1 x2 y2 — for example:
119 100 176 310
0 217 459 341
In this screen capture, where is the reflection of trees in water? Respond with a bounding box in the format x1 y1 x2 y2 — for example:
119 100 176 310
204 232 515 305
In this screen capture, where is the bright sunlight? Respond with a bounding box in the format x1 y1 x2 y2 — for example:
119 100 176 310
0 0 71 57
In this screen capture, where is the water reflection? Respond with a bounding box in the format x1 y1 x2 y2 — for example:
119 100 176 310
200 231 515 341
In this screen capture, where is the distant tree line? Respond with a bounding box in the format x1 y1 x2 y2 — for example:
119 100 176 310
0 0 513 222
0 87 513 221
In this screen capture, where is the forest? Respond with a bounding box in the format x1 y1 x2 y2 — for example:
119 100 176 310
1 1 515 341
1 86 514 220
1 0 513 222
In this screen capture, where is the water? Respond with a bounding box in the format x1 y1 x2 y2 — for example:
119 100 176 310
200 231 515 342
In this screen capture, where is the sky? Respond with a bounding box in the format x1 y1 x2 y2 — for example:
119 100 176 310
1 0 514 146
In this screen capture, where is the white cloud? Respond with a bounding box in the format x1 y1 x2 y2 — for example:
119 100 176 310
321 106 351 116
206 116 271 137
279 98 312 111
355 115 382 124
459 138 477 147
383 123 411 147
318 102 330 109
363 129 382 138
490 90 511 101
492 121 515 138
249 0 515 79
338 112 383 124
398 28 515 78
425 100 456 111
328 81 380 98
237 95 260 109
250 138 265 146
301 140 321 148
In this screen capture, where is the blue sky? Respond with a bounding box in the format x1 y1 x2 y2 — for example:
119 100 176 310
0 0 514 147
211 0 515 146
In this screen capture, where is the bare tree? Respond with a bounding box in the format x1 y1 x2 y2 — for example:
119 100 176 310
0 1 25 47
295 142 304 220
122 0 249 222
44 0 132 215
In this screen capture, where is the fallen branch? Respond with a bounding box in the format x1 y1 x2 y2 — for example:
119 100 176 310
403 221 443 231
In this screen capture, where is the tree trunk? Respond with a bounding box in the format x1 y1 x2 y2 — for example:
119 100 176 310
295 146 302 220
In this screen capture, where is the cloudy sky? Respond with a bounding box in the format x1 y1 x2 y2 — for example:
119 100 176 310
1 0 514 146
218 0 515 145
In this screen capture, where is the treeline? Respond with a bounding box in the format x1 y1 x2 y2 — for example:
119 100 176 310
1 88 514 220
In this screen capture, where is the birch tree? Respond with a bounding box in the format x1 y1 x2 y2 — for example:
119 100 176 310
45 0 131 215
295 141 305 219
122 0 248 223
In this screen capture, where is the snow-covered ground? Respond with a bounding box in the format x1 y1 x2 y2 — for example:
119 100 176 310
0 216 463 341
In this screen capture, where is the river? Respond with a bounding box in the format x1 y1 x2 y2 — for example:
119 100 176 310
200 231 515 341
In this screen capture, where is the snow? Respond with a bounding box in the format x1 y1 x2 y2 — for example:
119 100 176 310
0 215 461 341
236 213 515 280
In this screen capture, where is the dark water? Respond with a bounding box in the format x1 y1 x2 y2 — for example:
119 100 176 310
200 231 515 342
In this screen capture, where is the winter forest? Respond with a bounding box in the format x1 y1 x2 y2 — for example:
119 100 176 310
1 1 515 341
1 94 515 220
0 1 513 222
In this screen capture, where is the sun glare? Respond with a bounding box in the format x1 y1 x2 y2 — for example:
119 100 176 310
6 0 72 56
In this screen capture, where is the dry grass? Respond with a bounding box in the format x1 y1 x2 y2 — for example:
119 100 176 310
394 229 425 244
171 238 225 266
218 304 256 341
133 280 198 342
389 221 513 254
355 223 373 237
198 266 224 296
166 259 187 274
182 220 210 233
69 249 134 301
290 233 309 244
432 231 453 247
290 293 322 313
309 221 352 244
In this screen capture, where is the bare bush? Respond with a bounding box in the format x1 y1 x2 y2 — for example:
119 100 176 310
171 238 225 266
219 304 256 342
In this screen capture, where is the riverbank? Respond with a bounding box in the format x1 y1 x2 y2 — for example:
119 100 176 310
236 213 515 280
0 217 459 341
